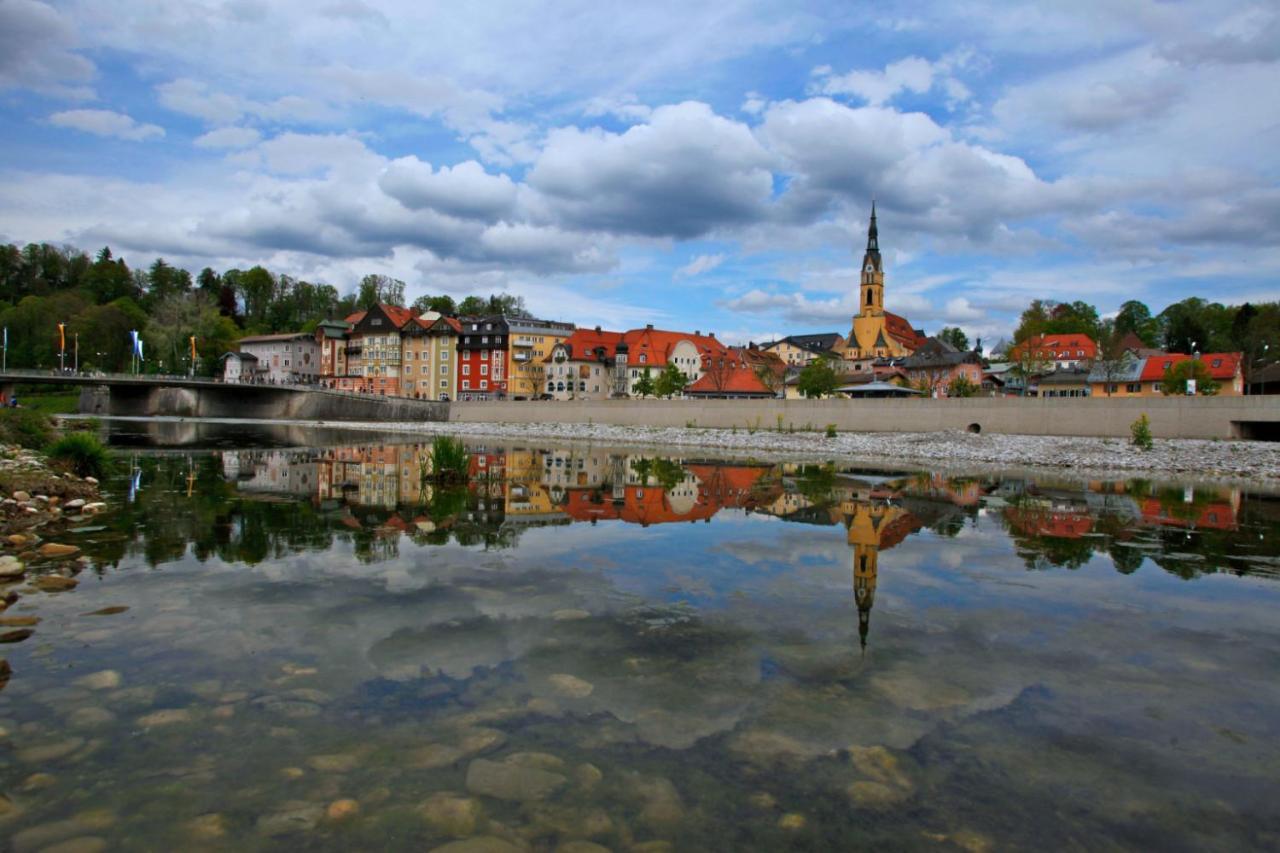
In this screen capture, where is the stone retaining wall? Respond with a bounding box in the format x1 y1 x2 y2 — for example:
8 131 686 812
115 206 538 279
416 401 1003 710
451 396 1280 440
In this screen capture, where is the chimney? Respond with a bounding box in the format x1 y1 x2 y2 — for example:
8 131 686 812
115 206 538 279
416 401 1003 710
695 330 700 336
646 323 653 330
595 325 601 333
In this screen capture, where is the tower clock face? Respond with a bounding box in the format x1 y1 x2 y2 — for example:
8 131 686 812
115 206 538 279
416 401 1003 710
865 264 874 273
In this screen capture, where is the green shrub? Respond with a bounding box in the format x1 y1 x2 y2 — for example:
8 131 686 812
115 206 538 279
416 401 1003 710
825 424 837 438
45 432 111 477
0 408 55 449
423 435 469 483
1130 414 1153 451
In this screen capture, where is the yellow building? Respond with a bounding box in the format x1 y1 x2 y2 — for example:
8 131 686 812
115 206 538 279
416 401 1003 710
844 204 928 360
506 317 575 399
401 316 460 401
763 334 846 368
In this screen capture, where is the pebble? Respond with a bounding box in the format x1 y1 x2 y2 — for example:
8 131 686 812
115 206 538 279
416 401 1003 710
33 576 78 592
778 813 807 830
0 616 39 626
20 772 57 791
35 544 80 559
325 799 360 822
0 628 35 644
0 557 25 578
136 709 193 727
66 707 115 727
63 499 85 510
552 609 591 621
37 837 107 853
308 753 360 773
555 843 610 853
16 738 84 764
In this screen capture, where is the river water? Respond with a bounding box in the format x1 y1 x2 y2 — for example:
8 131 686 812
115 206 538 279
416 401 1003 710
2 421 1278 851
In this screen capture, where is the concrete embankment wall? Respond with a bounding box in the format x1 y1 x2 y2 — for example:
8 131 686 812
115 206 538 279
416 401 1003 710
452 396 1280 440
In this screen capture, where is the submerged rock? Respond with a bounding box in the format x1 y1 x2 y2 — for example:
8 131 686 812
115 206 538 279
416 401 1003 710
308 753 360 773
256 802 324 836
429 838 522 853
33 575 78 592
136 709 193 727
466 757 567 802
0 628 33 643
38 837 107 853
16 737 84 763
325 799 360 822
548 673 594 699
420 792 482 838
187 813 227 841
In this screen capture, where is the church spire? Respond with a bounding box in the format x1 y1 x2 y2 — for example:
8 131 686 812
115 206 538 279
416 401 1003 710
867 200 878 253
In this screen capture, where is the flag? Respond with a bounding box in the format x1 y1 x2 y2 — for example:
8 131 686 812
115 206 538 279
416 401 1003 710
58 323 65 350
190 335 197 361
2 327 6 347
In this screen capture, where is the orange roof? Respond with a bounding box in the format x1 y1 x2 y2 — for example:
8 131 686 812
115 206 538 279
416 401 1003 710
685 464 770 508
884 312 928 350
1010 334 1098 360
878 511 923 550
687 363 772 394
550 328 625 363
380 303 416 328
1139 352 1241 382
345 310 367 324
413 315 462 333
622 327 728 368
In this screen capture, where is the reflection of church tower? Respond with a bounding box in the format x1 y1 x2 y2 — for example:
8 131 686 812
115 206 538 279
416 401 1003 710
843 500 921 653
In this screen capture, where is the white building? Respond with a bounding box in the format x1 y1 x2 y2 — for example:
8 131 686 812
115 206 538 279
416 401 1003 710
225 332 320 384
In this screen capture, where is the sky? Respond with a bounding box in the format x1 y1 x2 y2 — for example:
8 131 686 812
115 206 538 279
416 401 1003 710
0 0 1277 346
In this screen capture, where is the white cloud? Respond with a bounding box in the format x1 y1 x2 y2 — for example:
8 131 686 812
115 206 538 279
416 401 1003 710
816 52 974 108
194 126 261 149
0 0 94 98
379 158 518 221
674 253 726 278
48 109 164 141
528 101 774 238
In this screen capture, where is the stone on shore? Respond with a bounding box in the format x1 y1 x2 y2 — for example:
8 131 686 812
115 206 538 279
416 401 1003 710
420 792 482 837
429 838 522 853
36 544 80 559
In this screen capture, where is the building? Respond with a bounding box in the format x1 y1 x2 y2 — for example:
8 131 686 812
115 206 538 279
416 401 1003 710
763 333 846 367
1087 357 1147 397
1009 333 1098 370
615 325 729 396
506 317 575 399
1033 366 1092 398
545 327 626 400
1138 352 1243 396
844 204 928 361
225 332 320 384
344 303 416 395
902 338 984 397
315 319 353 386
686 350 777 398
401 315 460 400
456 315 508 400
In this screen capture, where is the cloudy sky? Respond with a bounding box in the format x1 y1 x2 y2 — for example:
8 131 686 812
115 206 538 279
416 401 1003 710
1 0 1277 344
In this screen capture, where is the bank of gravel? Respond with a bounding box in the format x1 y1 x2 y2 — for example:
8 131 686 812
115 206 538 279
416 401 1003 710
323 419 1280 483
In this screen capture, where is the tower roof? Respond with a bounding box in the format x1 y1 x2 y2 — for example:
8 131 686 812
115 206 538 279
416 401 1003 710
863 202 881 271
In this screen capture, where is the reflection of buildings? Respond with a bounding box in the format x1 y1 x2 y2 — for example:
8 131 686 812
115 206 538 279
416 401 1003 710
842 500 922 651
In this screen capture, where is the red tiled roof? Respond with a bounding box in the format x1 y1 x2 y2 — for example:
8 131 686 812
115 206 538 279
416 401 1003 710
1010 334 1098 360
687 363 772 395
345 310 367 324
560 486 719 526
884 311 928 350
1139 352 1241 382
1004 507 1094 539
380 303 415 329
1140 498 1238 530
549 328 625 363
622 327 728 368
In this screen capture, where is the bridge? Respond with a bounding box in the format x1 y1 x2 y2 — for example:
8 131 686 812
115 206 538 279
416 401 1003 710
0 369 449 422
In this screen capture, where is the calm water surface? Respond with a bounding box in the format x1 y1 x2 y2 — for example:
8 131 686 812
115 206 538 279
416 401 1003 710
2 421 1279 851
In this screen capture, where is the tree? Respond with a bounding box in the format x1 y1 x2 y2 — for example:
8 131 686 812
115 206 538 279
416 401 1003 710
237 266 276 328
1115 300 1158 346
653 364 688 398
487 293 529 317
356 274 406 309
458 296 488 315
938 326 969 351
632 367 655 398
1093 320 1138 396
1013 299 1054 343
796 357 839 398
413 294 457 316
1045 300 1101 339
83 247 136 304
1160 359 1220 396
949 374 978 397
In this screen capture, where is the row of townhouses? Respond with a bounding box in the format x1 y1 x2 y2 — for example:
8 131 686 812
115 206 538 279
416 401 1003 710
222 206 1249 400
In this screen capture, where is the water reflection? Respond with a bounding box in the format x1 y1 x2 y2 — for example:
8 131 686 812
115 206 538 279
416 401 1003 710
2 432 1278 851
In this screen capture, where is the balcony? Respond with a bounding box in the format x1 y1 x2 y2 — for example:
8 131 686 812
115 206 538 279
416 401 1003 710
344 346 362 355
512 352 531 362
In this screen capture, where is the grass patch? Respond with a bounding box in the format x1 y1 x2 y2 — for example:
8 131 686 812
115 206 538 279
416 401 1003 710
0 408 55 449
45 432 112 478
421 435 469 484
19 391 81 415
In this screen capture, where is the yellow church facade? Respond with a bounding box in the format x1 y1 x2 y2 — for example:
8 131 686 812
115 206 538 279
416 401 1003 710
844 204 928 360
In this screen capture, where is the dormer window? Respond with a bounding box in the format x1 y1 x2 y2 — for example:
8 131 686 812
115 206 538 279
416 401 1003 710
639 354 647 363
1212 358 1222 368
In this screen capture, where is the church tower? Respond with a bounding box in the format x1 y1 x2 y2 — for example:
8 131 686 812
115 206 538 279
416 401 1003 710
859 202 884 318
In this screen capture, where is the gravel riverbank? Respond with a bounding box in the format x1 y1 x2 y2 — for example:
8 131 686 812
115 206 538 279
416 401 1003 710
326 419 1280 483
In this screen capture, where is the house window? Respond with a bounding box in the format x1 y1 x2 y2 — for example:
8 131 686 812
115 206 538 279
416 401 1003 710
441 365 448 375
480 380 488 389
440 350 448 360
481 364 488 376
1212 359 1222 368
1126 382 1140 393
440 380 447 388
639 354 647 363
462 365 470 375
462 380 470 390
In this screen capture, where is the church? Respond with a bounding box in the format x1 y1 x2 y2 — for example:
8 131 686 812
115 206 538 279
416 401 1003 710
844 204 928 360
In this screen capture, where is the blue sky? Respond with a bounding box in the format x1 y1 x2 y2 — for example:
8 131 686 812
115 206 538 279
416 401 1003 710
1 0 1277 346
